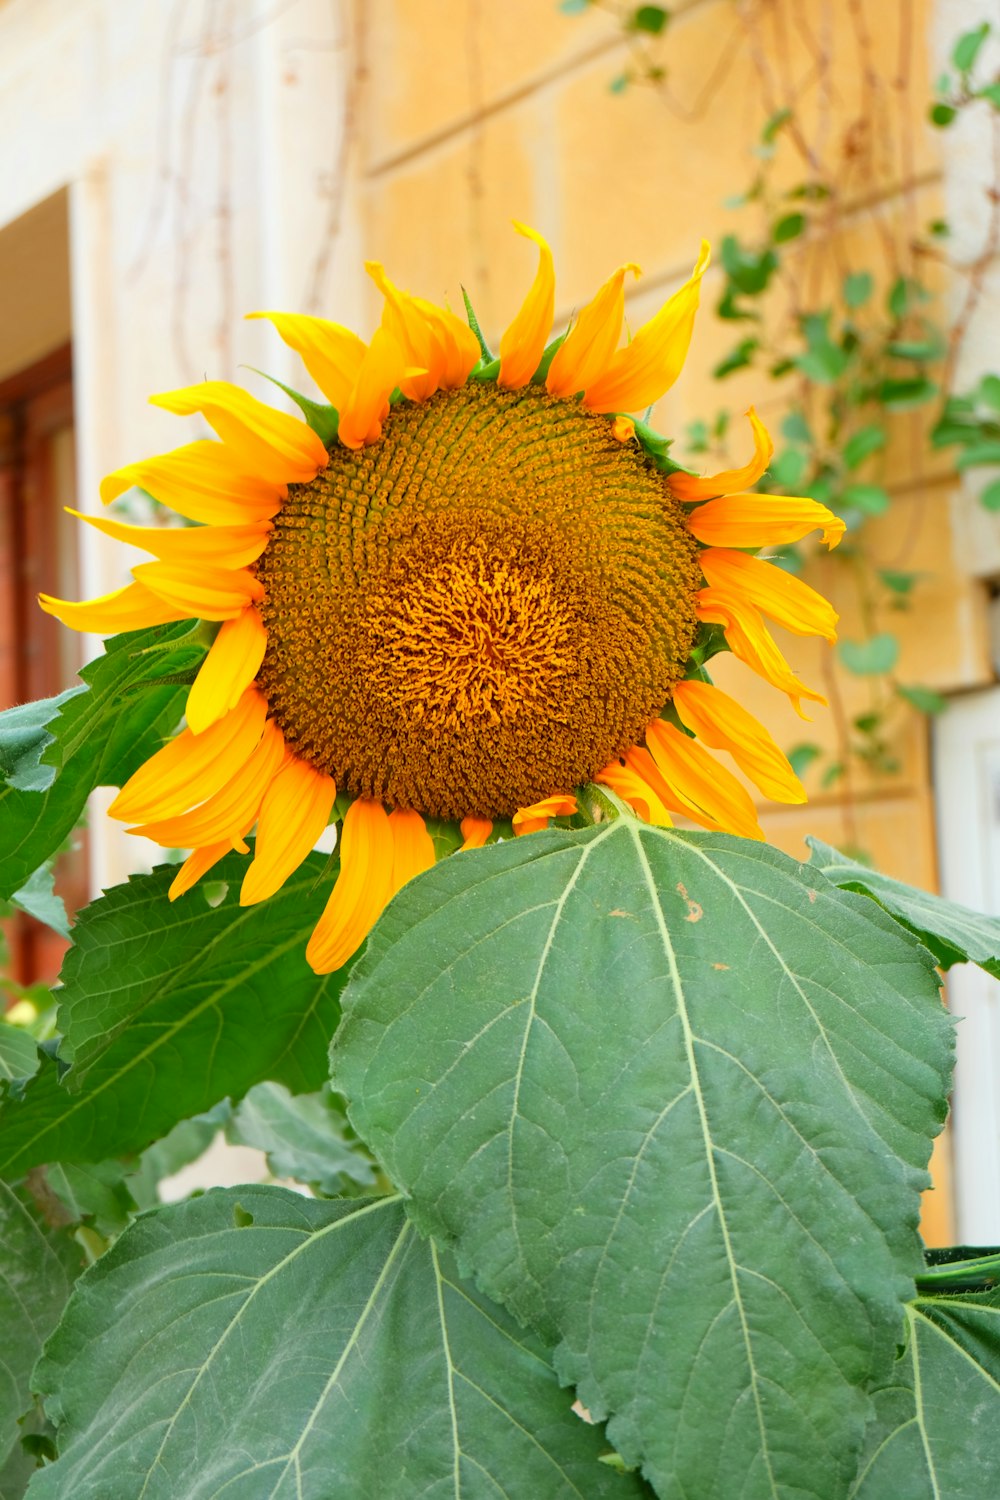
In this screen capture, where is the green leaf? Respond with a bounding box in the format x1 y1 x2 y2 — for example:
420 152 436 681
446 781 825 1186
712 338 759 379
980 81 1000 107
0 1027 38 1100
840 483 890 516
896 683 947 715
878 376 938 411
559 0 591 12
772 211 805 243
9 866 68 938
808 836 1000 977
227 1083 376 1195
952 21 989 73
851 1292 1000 1497
720 235 778 295
956 438 1000 468
0 623 203 901
29 1189 645 1500
929 101 957 126
980 476 1000 511
786 741 821 778
838 633 900 675
333 822 953 1498
781 409 812 444
0 1182 74 1473
977 372 1000 411
760 106 792 145
879 569 919 596
843 272 874 309
0 852 345 1178
769 448 807 487
630 4 668 34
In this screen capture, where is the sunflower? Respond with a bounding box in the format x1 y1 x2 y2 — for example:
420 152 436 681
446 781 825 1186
41 223 843 975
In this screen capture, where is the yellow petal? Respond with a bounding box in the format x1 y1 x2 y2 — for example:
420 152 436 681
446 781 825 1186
68 509 271 569
459 815 493 850
247 312 367 410
185 607 268 735
546 262 640 398
337 328 407 450
240 757 337 906
645 719 764 840
305 799 394 974
38 580 187 635
367 263 479 401
583 240 710 414
149 381 328 484
129 719 286 847
100 441 284 525
168 833 250 901
699 548 839 643
512 793 577 836
388 807 436 895
498 223 556 390
110 687 268 822
670 408 774 501
687 492 845 550
595 751 673 826
133 560 264 621
696 587 827 719
671 680 806 805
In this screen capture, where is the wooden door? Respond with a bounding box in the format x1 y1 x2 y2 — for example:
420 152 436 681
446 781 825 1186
0 346 87 994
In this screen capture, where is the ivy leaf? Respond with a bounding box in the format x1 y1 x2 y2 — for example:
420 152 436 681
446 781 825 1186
851 1291 1000 1497
0 853 345 1179
842 424 886 469
772 211 805 243
0 1182 75 1474
840 483 890 517
843 272 874 309
895 684 947 715
877 376 938 411
0 623 203 901
29 1189 647 1500
980 82 1000 108
956 438 1000 469
980 477 1000 511
227 1083 376 1195
952 21 990 74
332 822 953 1499
838 633 900 675
808 836 1000 977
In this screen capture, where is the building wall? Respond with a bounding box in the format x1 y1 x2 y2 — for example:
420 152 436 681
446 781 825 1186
1 0 998 1229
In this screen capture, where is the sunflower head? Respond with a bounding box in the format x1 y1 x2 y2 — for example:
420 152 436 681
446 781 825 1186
43 223 843 974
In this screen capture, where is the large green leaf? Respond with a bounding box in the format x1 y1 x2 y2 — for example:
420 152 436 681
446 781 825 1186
0 623 203 900
851 1291 1000 1496
0 1028 38 1100
332 821 954 1500
227 1083 376 1195
29 1188 648 1499
0 853 344 1178
0 1183 74 1472
809 836 1000 977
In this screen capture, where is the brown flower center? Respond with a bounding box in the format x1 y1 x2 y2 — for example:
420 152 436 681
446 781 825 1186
255 383 701 820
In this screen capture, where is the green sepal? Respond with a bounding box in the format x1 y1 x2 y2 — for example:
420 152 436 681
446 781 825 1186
633 418 691 475
462 287 493 361
471 356 502 382
246 367 339 446
531 332 568 384
687 620 730 667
